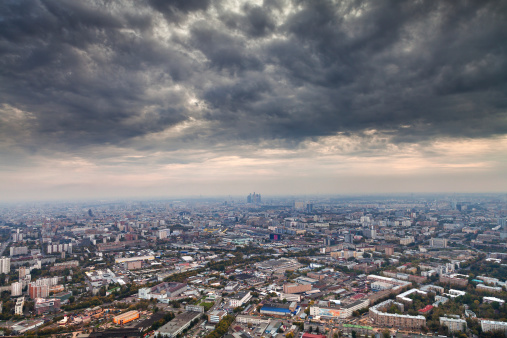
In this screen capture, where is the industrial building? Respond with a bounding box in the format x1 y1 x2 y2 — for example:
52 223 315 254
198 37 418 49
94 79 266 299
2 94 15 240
260 303 292 316
113 310 140 325
34 298 61 315
155 311 201 337
208 310 227 323
283 283 312 294
236 315 270 325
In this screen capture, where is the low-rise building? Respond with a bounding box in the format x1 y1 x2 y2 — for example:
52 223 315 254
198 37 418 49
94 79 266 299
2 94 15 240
208 310 227 323
477 284 502 293
229 291 251 308
483 297 505 305
155 311 201 338
369 300 426 329
440 274 468 287
236 315 270 325
481 320 507 335
440 317 467 332
283 283 312 294
113 310 139 325
34 298 61 315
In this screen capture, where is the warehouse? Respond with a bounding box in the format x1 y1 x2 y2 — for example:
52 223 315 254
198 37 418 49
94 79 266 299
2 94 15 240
155 311 201 338
113 310 139 325
260 303 292 316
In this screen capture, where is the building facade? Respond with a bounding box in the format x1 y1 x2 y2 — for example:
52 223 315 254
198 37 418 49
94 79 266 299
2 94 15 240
283 283 312 294
439 317 467 332
369 300 426 329
481 320 507 335
0 257 10 274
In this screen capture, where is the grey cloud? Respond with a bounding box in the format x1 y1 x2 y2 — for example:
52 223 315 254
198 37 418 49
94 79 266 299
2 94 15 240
220 4 276 38
148 0 211 23
0 0 506 160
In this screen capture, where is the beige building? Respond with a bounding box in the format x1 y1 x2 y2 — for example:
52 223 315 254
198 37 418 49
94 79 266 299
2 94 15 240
283 283 311 294
369 300 426 329
440 317 466 332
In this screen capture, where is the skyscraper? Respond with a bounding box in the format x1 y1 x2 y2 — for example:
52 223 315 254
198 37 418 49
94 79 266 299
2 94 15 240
247 192 261 204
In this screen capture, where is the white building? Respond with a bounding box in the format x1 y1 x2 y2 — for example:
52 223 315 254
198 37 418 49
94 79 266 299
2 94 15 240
0 257 10 274
371 281 393 291
15 297 24 315
481 320 507 335
10 246 28 256
229 291 252 308
11 282 23 297
483 297 505 305
444 289 466 298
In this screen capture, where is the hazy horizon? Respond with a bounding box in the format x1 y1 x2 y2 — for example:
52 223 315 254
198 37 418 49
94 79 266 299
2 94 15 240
1 1 506 202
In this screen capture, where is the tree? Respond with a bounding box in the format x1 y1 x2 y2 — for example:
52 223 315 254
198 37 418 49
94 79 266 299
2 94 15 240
352 331 357 338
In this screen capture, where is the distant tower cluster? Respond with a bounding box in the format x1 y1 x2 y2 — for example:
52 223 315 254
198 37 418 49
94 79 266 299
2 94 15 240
247 192 261 204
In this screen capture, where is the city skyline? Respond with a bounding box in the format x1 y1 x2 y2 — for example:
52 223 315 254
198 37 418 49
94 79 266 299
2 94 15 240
1 1 506 201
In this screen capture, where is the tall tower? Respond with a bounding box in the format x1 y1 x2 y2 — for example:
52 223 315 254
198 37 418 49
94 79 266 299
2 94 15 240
0 257 10 274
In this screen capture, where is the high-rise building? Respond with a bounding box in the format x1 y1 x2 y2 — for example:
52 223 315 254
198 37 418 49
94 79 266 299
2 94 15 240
344 233 353 243
28 283 49 299
46 243 72 254
0 257 10 274
498 218 507 230
306 203 313 213
385 246 395 256
19 266 29 279
363 229 377 239
14 297 24 315
10 246 28 256
12 231 23 242
11 282 22 297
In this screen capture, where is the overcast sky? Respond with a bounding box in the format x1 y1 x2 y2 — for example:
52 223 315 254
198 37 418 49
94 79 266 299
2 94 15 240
1 0 506 201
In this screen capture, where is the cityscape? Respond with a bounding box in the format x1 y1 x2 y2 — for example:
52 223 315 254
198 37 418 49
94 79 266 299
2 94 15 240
0 194 506 337
1 1 507 338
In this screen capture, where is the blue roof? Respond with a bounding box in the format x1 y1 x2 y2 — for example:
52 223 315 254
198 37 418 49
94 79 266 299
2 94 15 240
261 307 291 313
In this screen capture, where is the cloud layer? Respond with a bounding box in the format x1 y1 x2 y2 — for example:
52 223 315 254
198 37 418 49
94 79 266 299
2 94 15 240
1 0 506 200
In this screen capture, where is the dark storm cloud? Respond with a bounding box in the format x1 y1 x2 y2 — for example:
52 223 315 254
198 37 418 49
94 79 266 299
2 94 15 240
1 0 506 158
148 0 211 23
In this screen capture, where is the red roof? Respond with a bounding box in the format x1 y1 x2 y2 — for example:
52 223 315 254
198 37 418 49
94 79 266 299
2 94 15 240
302 334 327 338
418 305 433 313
